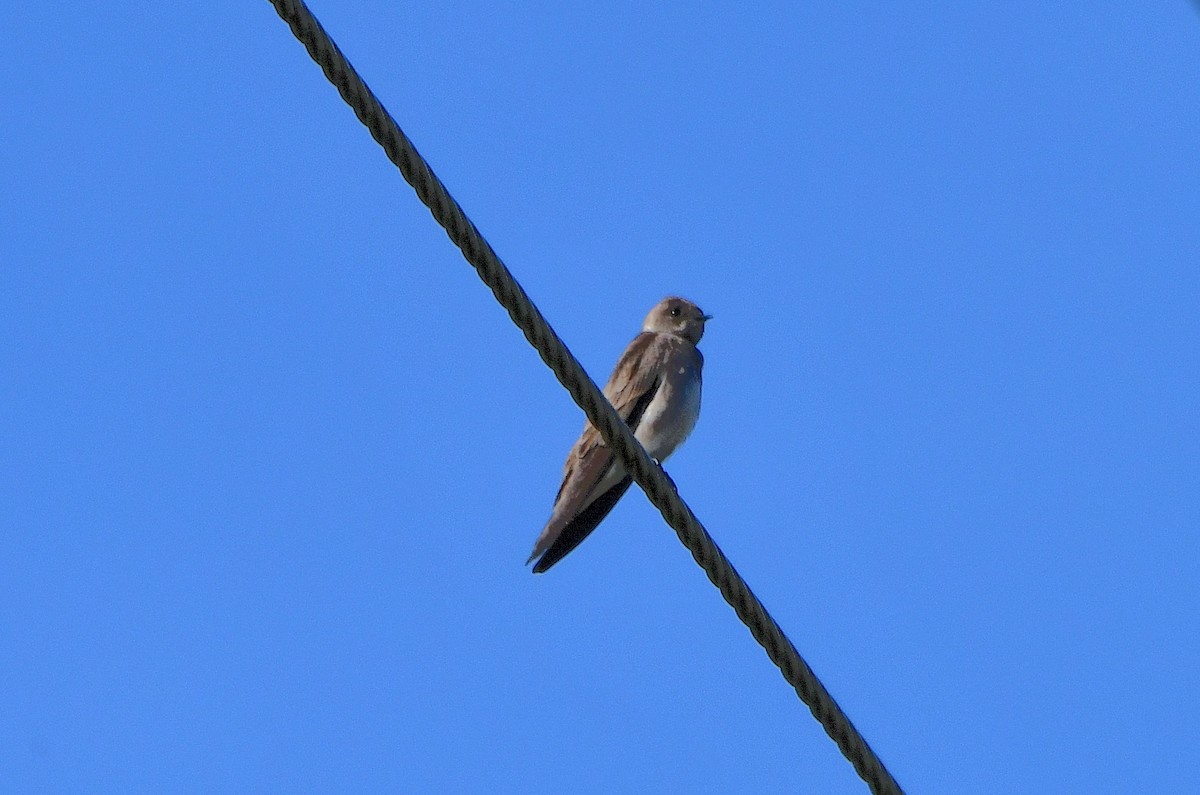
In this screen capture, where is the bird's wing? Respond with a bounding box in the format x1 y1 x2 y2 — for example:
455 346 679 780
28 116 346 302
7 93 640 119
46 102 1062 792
527 333 674 570
530 476 633 573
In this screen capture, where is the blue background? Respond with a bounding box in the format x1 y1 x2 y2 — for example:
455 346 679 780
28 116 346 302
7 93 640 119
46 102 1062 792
3 3 1198 792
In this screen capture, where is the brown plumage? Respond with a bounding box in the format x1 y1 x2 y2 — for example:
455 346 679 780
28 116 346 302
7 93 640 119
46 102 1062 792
527 297 710 573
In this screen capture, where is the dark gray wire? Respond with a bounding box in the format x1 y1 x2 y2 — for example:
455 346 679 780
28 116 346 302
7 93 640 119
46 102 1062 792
265 2 904 792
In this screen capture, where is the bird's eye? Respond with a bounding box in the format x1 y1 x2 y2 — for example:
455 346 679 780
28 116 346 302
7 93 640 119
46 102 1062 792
670 306 680 317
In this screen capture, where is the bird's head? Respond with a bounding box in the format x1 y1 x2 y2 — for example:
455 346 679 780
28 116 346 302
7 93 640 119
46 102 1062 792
643 296 711 344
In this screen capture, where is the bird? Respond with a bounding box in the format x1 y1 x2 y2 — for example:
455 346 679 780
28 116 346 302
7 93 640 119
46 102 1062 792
527 296 711 573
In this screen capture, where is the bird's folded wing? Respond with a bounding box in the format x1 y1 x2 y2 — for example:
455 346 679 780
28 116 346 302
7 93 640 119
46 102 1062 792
531 475 633 573
527 332 673 570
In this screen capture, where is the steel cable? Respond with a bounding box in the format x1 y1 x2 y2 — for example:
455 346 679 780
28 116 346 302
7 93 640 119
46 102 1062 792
266 2 904 792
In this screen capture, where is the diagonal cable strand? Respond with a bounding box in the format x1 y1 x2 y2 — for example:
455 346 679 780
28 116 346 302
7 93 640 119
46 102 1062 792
265 2 904 792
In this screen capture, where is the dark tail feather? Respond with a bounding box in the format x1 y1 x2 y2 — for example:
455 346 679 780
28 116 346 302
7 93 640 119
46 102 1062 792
531 477 633 573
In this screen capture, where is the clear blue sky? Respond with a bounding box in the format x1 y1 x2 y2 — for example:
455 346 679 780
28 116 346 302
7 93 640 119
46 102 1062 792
3 3 1198 793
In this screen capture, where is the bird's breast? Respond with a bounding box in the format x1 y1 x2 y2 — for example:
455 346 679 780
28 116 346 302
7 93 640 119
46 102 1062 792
636 360 702 463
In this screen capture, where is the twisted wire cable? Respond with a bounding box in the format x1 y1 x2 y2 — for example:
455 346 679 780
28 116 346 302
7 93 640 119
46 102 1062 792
266 2 904 792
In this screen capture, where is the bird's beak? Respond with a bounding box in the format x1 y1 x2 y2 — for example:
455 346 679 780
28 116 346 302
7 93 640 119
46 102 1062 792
702 314 714 321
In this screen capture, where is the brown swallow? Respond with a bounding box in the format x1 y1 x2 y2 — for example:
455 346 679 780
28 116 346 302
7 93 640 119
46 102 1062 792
527 296 710 573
